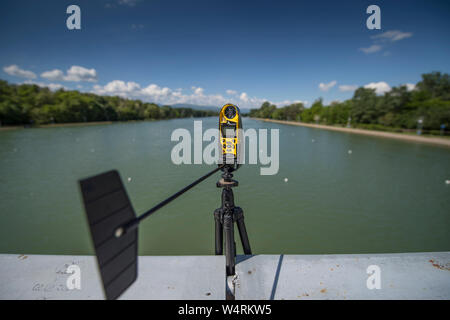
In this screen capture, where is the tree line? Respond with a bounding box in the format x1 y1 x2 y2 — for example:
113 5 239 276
0 80 217 126
249 72 450 135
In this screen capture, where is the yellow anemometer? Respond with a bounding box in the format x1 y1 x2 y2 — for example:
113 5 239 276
219 103 242 171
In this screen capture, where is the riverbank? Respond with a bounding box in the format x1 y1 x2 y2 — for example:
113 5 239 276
0 121 114 131
0 117 220 131
253 118 450 148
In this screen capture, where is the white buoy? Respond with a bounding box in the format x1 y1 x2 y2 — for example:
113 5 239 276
284 178 288 182
446 180 450 185
348 150 352 154
128 177 132 182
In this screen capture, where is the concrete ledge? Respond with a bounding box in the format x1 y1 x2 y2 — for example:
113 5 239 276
0 254 225 300
234 252 450 300
1 252 449 300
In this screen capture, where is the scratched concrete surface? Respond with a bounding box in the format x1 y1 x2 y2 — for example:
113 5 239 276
234 252 450 300
1 253 449 300
0 254 225 300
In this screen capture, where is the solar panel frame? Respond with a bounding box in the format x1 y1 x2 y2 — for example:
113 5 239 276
79 170 138 300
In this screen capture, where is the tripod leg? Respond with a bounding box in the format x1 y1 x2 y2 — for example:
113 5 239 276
214 209 223 255
223 212 236 276
235 207 252 255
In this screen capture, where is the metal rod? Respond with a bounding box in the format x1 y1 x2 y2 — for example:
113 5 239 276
116 165 224 236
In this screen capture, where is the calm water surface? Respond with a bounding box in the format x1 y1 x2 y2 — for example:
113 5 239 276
0 118 449 255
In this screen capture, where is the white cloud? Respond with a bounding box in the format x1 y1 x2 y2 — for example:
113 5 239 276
41 66 97 82
358 30 412 56
226 89 237 95
3 65 36 79
275 100 307 107
359 45 382 54
172 88 183 97
91 80 305 109
319 80 337 92
334 82 414 95
141 83 170 97
364 81 391 95
46 83 66 91
405 83 416 91
192 86 204 95
64 66 97 82
93 80 140 97
106 0 140 7
372 30 413 42
41 69 64 81
118 0 140 6
240 92 249 102
339 85 358 92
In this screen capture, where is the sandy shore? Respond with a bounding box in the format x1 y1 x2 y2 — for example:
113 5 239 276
253 118 450 148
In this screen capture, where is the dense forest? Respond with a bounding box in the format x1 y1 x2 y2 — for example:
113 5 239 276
1 72 449 134
0 80 217 126
249 72 450 135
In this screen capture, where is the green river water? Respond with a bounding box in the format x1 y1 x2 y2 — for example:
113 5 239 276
0 118 449 255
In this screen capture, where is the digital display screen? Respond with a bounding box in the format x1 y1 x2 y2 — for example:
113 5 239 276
221 123 236 138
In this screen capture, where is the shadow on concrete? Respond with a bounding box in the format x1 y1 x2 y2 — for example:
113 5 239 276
270 254 284 300
236 254 256 265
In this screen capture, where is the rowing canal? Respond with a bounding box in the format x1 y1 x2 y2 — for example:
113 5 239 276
1 117 449 255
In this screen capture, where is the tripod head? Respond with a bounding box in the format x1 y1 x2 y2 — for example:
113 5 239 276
217 165 239 188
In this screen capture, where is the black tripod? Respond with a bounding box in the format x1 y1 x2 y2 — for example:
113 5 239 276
214 166 252 276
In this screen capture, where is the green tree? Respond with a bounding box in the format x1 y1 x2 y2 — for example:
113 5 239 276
351 88 379 124
416 71 450 100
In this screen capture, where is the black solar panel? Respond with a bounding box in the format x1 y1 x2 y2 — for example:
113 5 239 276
79 170 138 300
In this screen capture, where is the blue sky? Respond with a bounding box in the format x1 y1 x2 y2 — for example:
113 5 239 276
0 0 449 109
